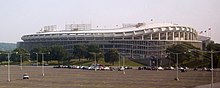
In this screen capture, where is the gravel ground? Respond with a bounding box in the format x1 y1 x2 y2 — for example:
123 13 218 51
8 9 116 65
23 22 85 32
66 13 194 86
0 66 219 88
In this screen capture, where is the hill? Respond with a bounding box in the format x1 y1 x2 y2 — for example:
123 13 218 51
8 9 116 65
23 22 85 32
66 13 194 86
0 42 16 51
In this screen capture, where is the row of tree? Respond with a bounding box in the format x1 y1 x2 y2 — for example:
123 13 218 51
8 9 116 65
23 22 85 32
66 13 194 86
1 42 220 67
166 42 220 68
0 44 120 65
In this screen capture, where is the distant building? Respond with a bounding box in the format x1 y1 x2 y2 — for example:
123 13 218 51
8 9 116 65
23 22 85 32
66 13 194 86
18 23 203 65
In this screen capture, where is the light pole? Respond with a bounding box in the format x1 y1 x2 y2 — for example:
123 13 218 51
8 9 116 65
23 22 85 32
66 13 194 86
7 53 10 82
175 53 179 81
119 53 121 68
123 55 125 67
7 52 18 82
39 52 50 77
211 51 213 88
34 52 39 67
122 53 125 74
20 54 22 70
94 53 97 71
42 53 45 76
167 52 181 81
19 53 30 70
156 57 158 71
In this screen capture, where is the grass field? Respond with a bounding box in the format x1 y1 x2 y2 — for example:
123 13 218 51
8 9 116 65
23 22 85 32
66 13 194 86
0 65 219 88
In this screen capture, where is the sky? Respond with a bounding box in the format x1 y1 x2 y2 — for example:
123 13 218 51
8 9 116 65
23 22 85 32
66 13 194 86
0 0 219 43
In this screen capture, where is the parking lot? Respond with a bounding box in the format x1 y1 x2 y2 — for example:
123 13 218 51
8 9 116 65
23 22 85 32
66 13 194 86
0 65 220 88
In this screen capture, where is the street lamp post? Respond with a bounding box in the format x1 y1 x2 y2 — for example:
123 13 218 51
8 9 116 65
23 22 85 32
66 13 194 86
123 53 126 74
7 53 10 82
34 52 39 67
20 54 22 70
119 53 121 68
175 53 179 81
33 52 50 77
123 55 125 67
41 53 44 76
39 52 50 77
42 53 45 76
36 53 38 68
167 52 181 81
94 53 97 71
211 51 213 88
156 57 158 71
19 53 30 70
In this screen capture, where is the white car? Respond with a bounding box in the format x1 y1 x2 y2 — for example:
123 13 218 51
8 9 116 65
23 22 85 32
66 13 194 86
118 66 125 71
179 67 184 70
23 73 29 79
103 67 110 70
88 66 95 70
157 66 164 70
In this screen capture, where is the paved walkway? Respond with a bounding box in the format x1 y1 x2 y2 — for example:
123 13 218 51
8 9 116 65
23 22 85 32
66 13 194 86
194 82 220 88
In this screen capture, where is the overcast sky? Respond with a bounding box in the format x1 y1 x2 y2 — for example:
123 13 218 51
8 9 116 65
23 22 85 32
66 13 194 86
0 0 219 43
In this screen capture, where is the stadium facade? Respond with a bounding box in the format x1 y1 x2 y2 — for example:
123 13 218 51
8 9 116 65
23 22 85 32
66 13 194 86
18 23 202 65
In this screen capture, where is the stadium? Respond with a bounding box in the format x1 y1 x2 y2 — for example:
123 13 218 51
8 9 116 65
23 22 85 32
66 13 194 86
18 23 202 65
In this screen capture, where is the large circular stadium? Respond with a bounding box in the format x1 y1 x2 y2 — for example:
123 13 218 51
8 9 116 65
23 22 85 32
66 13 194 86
18 23 202 65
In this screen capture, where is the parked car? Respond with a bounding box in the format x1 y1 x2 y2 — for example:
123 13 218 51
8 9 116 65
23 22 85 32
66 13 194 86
118 66 125 71
124 66 132 69
202 67 208 71
178 67 184 70
164 66 175 70
69 65 78 69
138 67 144 70
103 66 110 70
157 66 164 70
23 73 29 79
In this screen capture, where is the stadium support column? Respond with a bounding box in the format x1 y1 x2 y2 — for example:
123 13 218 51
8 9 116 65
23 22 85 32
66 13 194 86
172 32 175 40
158 33 161 40
187 32 190 40
142 35 144 40
190 32 193 40
178 32 181 40
150 34 153 40
166 32 168 40
183 31 186 40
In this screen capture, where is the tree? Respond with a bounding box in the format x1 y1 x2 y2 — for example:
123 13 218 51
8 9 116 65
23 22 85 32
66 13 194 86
29 47 50 63
87 44 103 62
166 43 199 66
0 51 7 64
30 47 41 62
49 46 67 65
206 42 220 68
10 48 29 63
104 49 119 65
73 45 87 61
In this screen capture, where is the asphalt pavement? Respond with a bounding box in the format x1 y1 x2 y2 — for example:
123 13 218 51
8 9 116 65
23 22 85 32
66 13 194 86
194 82 220 88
